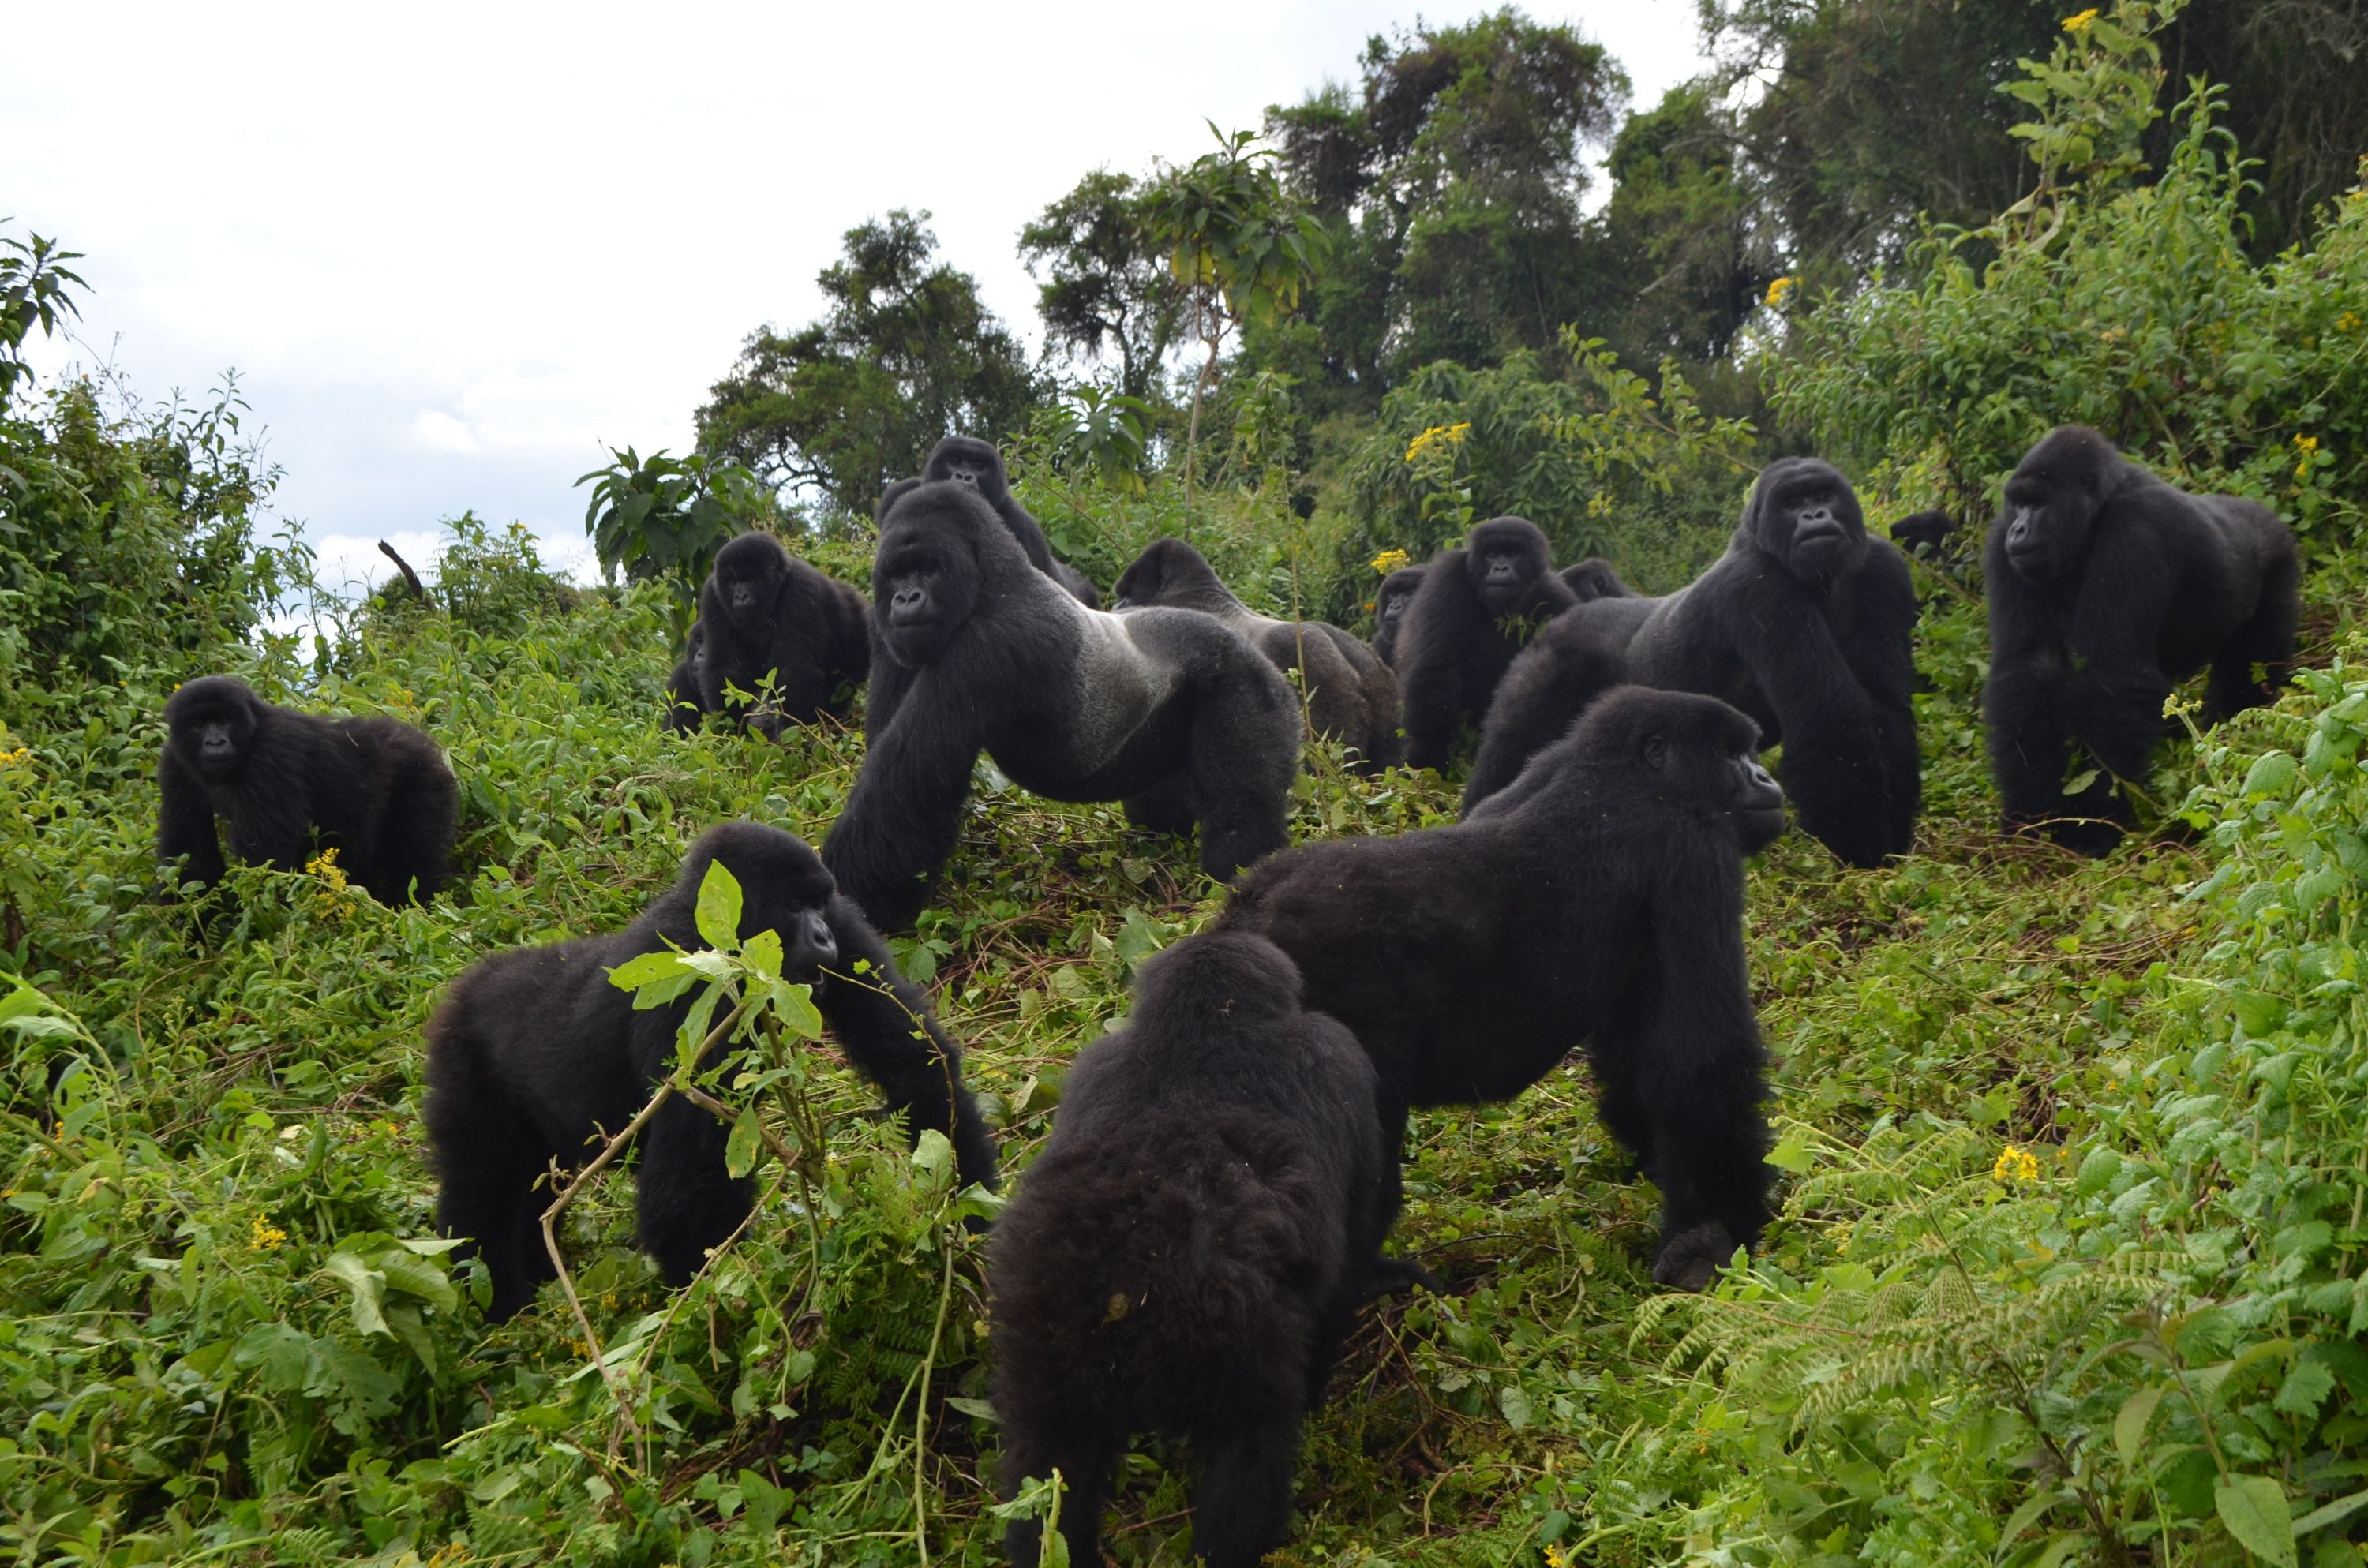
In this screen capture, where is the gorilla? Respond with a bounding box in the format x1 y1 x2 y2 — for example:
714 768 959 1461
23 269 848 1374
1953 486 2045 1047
1985 425 2299 855
1890 509 1958 562
662 619 708 734
1368 563 1426 668
923 436 1100 608
1222 686 1782 1292
679 533 871 738
158 675 458 907
991 932 1393 1568
423 821 999 1321
1560 557 1633 601
825 482 1301 928
1394 517 1580 770
1113 537 1402 769
1465 460 1920 867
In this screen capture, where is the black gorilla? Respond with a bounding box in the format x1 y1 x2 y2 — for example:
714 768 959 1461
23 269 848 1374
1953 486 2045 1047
923 436 1100 608
423 821 998 1321
1466 460 1920 867
1223 687 1782 1291
991 932 1391 1568
1394 516 1580 770
1890 509 1958 562
1113 537 1402 769
158 675 458 906
1560 557 1633 601
826 482 1300 928
663 619 708 734
1368 564 1426 668
1985 425 2299 855
679 533 871 738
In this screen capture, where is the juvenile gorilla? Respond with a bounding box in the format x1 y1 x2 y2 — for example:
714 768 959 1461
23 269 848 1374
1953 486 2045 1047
1560 557 1633 601
1223 687 1783 1291
826 482 1301 928
1985 425 2299 854
923 436 1100 608
991 933 1391 1568
682 533 871 737
1114 537 1403 769
662 619 708 734
1368 564 1427 668
1890 509 1958 562
1467 460 1920 867
423 822 999 1321
159 675 458 906
1394 517 1579 770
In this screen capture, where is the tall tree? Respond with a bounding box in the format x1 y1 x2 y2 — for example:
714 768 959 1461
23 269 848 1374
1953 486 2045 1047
1018 170 1181 405
698 211 1043 516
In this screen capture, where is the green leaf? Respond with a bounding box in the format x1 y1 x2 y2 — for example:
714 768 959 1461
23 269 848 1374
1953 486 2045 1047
767 980 823 1039
608 949 690 992
695 859 744 949
2214 1475 2296 1568
945 1396 998 1422
2291 1487 2368 1538
2274 1357 2336 1417
1765 1126 1815 1174
2243 751 2298 798
725 1108 761 1180
2063 768 2100 795
1497 1384 1534 1428
2076 1146 2123 1198
323 1252 391 1337
912 1128 954 1185
2114 1384 2164 1468
743 927 782 980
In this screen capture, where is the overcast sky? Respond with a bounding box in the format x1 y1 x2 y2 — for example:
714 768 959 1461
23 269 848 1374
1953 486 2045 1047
6 2 1713 590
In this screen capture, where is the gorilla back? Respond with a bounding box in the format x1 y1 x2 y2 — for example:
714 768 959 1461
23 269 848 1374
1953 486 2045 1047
824 482 1300 927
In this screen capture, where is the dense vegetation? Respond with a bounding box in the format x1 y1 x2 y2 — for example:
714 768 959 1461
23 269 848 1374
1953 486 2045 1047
4 2 2368 1563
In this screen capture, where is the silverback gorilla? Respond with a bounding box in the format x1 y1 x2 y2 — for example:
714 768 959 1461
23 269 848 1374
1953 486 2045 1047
423 822 998 1320
1222 686 1783 1292
674 533 871 737
991 932 1391 1568
1113 537 1402 769
159 675 458 906
1467 460 1920 866
1394 516 1579 770
824 482 1300 927
1985 425 2299 854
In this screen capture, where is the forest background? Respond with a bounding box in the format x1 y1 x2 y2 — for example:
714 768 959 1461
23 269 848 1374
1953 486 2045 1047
6 1 2368 1564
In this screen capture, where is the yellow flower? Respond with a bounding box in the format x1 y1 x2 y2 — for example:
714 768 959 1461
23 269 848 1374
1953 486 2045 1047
2063 7 2099 32
1545 1549 1568 1568
1764 276 1797 309
251 1214 288 1251
0 746 28 770
1403 421 1472 464
1371 548 1412 575
2337 311 2362 332
1992 1144 2042 1184
2295 434 2320 455
305 847 349 889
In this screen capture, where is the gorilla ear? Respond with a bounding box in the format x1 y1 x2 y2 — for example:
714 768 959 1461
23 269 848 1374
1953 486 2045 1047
1643 733 1669 772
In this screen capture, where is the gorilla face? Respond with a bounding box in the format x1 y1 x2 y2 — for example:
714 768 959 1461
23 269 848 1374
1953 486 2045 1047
1631 694 1786 853
1377 582 1415 627
1751 458 1868 586
711 533 790 626
873 489 986 668
924 436 1010 504
1465 517 1553 617
1999 426 2119 585
165 676 261 782
691 824 844 986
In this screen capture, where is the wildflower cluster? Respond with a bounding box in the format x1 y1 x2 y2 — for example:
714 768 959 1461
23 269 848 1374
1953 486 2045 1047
1370 548 1411 575
250 1214 288 1251
2062 7 2100 32
0 746 28 770
2295 432 2322 480
1403 421 1470 465
1991 1143 2043 1184
1764 276 1797 309
305 846 357 920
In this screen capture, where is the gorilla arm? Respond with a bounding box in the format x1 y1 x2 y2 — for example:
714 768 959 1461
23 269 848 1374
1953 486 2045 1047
155 748 228 888
823 679 987 928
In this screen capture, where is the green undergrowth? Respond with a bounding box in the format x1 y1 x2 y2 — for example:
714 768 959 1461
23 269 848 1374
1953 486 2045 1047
4 526 2368 1566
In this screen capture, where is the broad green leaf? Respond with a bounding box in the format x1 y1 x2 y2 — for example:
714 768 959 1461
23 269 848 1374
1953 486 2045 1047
2063 768 2100 795
2114 1384 2164 1467
323 1252 391 1337
608 949 691 992
2290 1487 2368 1537
2243 751 2298 798
1765 1126 1815 1174
695 859 744 949
2214 1475 2296 1568
743 927 782 980
2274 1357 2336 1417
768 979 823 1039
725 1108 761 1180
1497 1384 1533 1428
912 1128 954 1184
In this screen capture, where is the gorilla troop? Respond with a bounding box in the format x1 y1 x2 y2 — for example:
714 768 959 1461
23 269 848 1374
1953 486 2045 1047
1394 516 1580 769
1223 686 1783 1293
159 675 458 906
923 436 1100 607
1985 425 2298 854
991 933 1392 1568
825 481 1301 928
669 533 870 736
1114 537 1402 769
1469 459 1920 867
424 822 998 1320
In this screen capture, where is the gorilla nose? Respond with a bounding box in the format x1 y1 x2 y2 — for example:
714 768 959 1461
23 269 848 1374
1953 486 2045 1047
890 588 929 622
1796 510 1840 539
730 588 755 610
804 911 837 967
2006 511 2033 546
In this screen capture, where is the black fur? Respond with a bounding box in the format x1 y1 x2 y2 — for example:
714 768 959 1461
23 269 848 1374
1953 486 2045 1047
1222 687 1782 1292
923 436 1100 608
826 482 1301 928
1467 460 1920 867
683 533 871 737
991 933 1390 1568
1395 517 1579 770
158 675 457 906
663 619 707 735
1985 425 2299 854
1889 509 1958 561
1369 564 1426 668
1560 557 1632 601
1114 537 1402 769
422 821 998 1321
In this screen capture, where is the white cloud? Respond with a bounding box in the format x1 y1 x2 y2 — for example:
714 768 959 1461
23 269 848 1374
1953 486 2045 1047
6 1 1711 558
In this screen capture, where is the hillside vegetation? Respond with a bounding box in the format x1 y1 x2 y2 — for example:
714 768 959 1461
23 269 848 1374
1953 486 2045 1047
5 6 2368 1566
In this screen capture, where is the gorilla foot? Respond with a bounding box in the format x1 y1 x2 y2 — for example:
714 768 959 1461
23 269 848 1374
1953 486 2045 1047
1651 1222 1741 1293
1360 1255 1442 1300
